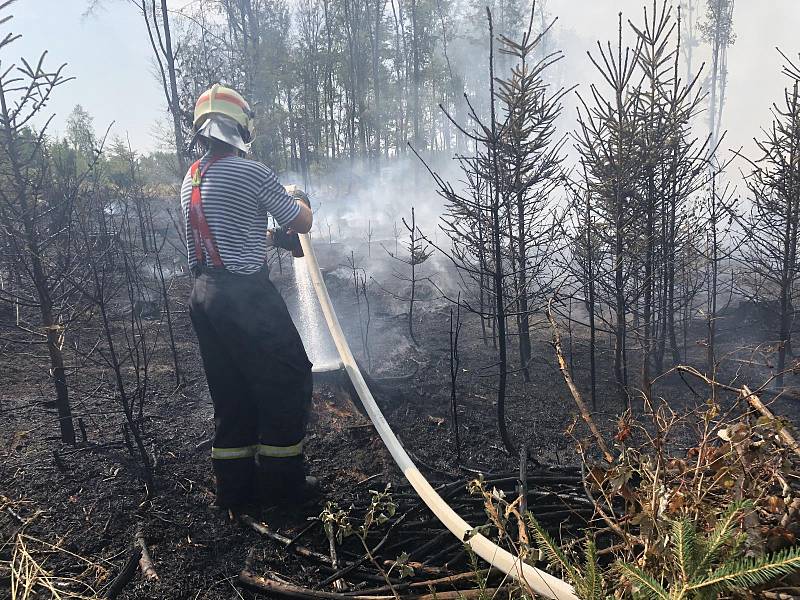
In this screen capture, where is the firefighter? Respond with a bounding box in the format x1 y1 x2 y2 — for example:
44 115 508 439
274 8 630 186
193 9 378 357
181 84 316 510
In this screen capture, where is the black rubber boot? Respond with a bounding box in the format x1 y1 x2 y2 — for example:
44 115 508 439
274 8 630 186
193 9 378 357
260 477 320 507
297 475 320 503
212 458 255 510
257 456 320 507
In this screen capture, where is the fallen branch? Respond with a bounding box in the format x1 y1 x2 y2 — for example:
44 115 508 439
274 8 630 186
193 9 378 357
411 586 510 599
741 385 800 459
381 560 445 575
326 523 348 592
316 513 408 589
241 514 397 586
357 473 383 487
5 506 25 525
762 592 800 600
240 570 508 600
103 547 142 599
671 365 761 396
547 298 614 463
287 519 319 552
362 568 498 595
240 570 392 600
135 523 159 581
422 540 463 566
405 529 451 561
240 514 334 565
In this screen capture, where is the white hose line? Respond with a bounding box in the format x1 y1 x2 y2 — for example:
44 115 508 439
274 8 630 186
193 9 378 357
299 234 578 600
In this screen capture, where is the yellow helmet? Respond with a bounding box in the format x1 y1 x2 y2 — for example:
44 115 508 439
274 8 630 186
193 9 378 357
193 84 254 152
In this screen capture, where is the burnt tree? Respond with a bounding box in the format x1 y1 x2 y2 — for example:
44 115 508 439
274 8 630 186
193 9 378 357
738 51 800 388
0 19 78 443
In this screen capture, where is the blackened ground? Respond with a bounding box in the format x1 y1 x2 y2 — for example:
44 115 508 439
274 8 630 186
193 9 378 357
1 240 798 598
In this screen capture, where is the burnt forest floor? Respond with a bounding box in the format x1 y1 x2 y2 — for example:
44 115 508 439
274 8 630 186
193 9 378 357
1 239 799 599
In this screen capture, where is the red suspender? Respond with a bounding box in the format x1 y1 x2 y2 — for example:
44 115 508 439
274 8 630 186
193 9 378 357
189 157 226 268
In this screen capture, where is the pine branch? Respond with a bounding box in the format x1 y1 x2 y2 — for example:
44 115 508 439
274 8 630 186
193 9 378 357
689 547 800 594
581 539 604 600
615 562 669 600
694 500 752 577
526 512 579 583
672 517 698 582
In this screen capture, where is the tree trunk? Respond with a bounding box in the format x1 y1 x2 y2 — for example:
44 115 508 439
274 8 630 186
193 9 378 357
0 81 75 444
641 170 655 397
371 0 385 171
667 176 681 364
37 272 74 445
516 189 531 381
707 176 719 390
586 188 597 410
408 209 418 344
410 0 421 149
614 211 627 405
26 220 74 445
159 0 187 174
487 9 513 454
287 90 299 173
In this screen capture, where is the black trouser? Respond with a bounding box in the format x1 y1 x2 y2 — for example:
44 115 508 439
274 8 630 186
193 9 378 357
189 266 313 508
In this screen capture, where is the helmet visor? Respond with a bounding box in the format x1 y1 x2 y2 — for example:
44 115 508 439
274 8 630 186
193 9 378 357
197 114 251 154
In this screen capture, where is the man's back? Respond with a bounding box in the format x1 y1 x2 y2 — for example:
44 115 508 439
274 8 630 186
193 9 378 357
180 155 299 274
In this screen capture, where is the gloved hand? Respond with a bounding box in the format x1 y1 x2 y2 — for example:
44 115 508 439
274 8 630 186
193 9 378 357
280 185 311 258
268 226 303 254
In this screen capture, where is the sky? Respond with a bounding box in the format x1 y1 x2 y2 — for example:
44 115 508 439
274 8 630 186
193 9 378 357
7 0 800 170
9 0 191 152
550 0 800 172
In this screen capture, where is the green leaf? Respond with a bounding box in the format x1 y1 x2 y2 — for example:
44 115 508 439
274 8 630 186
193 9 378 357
394 551 415 579
463 525 492 541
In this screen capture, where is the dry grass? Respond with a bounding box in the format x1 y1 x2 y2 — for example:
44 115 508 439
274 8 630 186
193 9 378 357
2 495 109 600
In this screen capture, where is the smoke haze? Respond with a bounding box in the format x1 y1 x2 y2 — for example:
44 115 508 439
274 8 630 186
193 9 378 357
7 1 796 169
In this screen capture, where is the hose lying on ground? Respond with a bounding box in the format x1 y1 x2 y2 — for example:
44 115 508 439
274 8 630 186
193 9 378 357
299 234 577 600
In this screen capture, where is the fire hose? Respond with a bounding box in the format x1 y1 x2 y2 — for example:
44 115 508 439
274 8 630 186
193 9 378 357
299 234 577 600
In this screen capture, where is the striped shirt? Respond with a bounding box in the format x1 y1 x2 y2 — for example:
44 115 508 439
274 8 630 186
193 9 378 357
181 154 300 274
